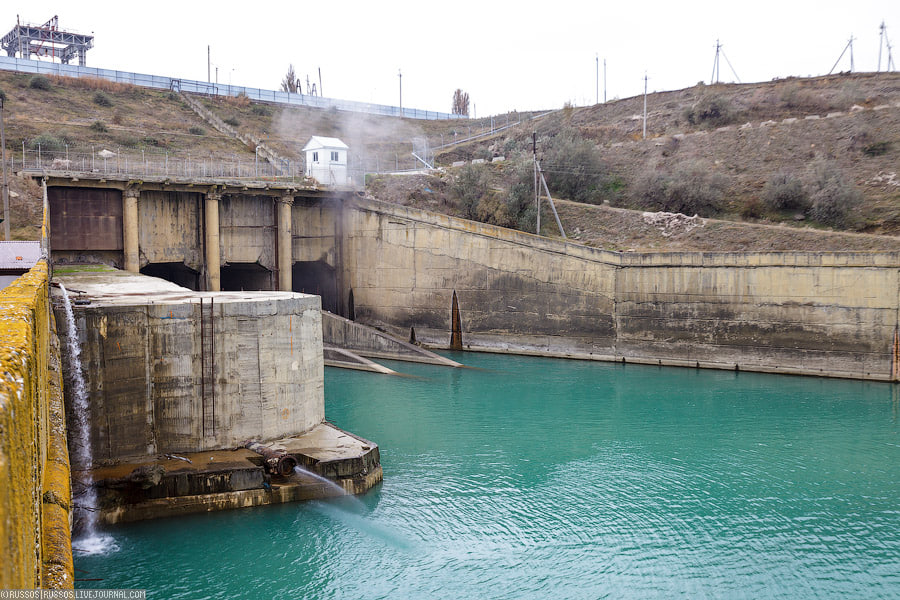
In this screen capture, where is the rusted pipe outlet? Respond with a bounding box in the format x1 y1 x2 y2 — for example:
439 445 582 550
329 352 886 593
244 441 298 477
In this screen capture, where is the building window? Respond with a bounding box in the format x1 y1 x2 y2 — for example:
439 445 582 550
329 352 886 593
331 151 339 162
312 151 318 163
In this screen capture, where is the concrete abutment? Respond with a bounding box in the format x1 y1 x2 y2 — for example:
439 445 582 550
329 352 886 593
35 172 900 381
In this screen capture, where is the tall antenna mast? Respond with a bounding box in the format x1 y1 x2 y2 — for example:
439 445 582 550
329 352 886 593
879 21 886 71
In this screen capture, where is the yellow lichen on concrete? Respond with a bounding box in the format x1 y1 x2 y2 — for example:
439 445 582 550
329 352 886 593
0 261 73 589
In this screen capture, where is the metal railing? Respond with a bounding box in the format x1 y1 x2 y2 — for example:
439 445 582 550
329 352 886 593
7 144 411 189
0 56 465 121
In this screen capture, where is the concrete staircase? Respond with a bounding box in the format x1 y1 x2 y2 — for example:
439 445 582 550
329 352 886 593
179 92 290 175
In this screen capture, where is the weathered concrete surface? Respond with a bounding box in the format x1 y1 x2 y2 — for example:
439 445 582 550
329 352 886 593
0 261 74 589
343 198 900 381
322 312 461 367
52 268 325 460
220 193 276 269
323 347 397 374
39 174 900 381
138 190 203 272
93 422 381 524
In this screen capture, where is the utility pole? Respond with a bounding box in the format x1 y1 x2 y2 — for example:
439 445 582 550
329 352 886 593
829 35 856 74
207 45 210 83
595 54 599 104
533 131 539 235
1 96 9 241
398 69 402 114
711 39 721 84
603 58 607 103
642 73 648 139
879 21 885 71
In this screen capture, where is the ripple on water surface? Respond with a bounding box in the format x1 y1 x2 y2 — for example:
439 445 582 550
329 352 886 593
77 354 900 599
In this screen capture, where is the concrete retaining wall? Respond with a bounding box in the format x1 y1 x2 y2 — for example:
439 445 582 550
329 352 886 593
54 275 325 460
343 198 900 381
0 261 74 589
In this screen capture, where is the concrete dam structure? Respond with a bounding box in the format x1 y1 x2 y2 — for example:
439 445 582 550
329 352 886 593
51 267 382 526
35 170 900 381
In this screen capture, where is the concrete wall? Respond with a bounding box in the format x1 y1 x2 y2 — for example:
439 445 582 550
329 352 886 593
0 261 74 589
138 190 203 271
55 280 325 460
343 198 900 381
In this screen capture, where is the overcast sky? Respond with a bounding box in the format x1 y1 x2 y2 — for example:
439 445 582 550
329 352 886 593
4 1 899 116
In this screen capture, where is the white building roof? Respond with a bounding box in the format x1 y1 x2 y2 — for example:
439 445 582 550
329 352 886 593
0 241 41 270
302 136 349 152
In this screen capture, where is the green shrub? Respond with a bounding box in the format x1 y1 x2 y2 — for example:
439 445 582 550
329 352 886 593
807 163 862 228
166 91 179 101
92 91 112 107
0 87 6 103
189 126 205 136
863 142 891 156
223 116 240 127
451 163 490 219
29 75 51 90
541 129 607 204
635 160 727 216
90 121 108 133
251 104 272 116
29 133 66 152
762 172 808 211
683 94 733 128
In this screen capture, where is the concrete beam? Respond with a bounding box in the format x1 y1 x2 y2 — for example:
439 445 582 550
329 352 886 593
123 187 140 273
277 193 293 292
205 189 221 291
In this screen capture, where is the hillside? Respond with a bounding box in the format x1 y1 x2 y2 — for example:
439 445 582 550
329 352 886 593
2 68 899 250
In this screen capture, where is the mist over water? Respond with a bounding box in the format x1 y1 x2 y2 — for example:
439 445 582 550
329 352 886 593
77 354 900 598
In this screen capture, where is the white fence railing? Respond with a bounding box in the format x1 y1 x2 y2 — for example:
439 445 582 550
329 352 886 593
0 55 465 121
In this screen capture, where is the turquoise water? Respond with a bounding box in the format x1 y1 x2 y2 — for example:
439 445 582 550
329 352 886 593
78 354 900 599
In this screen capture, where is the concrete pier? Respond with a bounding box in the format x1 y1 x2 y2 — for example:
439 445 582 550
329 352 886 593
122 187 140 273
277 192 293 292
93 422 382 525
51 267 381 521
204 188 221 291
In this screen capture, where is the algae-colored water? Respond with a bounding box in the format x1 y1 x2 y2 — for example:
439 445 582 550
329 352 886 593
77 354 900 598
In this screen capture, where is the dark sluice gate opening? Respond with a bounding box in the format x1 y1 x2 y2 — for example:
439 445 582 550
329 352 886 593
141 263 200 290
220 263 274 291
293 261 338 314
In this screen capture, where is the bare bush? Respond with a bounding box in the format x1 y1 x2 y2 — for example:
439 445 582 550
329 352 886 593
807 163 862 227
635 160 727 217
223 92 251 108
762 172 808 211
451 163 491 219
505 159 538 231
541 129 607 204
683 94 733 128
93 91 112 107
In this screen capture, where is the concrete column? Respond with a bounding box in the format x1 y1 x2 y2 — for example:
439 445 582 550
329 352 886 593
277 193 294 292
205 190 221 292
123 186 140 273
